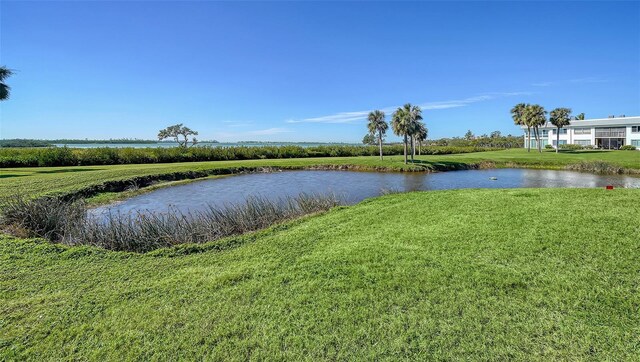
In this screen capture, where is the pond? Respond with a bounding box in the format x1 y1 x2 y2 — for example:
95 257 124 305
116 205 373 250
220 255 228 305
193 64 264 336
91 169 640 216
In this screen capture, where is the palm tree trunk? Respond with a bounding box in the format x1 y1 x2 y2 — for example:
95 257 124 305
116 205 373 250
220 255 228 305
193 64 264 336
527 127 531 152
403 135 408 164
537 127 542 153
556 127 560 153
410 137 415 162
418 141 422 155
378 132 383 161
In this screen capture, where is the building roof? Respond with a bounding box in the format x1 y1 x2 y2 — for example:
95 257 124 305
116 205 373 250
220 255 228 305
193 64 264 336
521 116 640 129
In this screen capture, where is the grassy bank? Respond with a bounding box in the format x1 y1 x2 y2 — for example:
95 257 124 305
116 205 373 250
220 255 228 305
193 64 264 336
2 188 638 360
1 149 638 199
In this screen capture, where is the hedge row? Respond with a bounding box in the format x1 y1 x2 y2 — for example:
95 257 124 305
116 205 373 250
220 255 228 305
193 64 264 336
0 145 495 168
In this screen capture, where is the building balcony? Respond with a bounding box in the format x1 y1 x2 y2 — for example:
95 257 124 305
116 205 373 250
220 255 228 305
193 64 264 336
595 131 626 138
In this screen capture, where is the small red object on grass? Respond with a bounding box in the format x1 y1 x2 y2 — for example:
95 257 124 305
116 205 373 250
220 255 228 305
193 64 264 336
606 185 614 190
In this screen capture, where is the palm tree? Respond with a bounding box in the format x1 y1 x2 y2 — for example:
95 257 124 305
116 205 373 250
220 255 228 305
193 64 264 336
511 103 529 152
367 110 388 161
0 66 13 101
410 122 417 160
392 106 410 164
392 103 422 164
574 113 585 120
414 122 428 155
408 106 423 162
525 104 547 153
549 107 572 153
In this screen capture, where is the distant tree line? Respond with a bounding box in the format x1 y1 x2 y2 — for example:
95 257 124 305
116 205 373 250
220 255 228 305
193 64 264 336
0 139 53 148
428 131 524 148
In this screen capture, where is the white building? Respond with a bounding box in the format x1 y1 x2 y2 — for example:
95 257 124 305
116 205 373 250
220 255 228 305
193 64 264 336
522 116 640 150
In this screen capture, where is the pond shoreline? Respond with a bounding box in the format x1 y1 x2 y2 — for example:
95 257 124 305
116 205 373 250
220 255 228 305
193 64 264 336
76 163 635 208
59 161 640 205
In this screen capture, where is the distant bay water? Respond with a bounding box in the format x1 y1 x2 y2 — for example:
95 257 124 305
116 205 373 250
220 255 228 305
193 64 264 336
52 142 358 149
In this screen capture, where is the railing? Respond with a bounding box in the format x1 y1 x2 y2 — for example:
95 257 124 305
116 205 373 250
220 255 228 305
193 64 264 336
595 128 626 138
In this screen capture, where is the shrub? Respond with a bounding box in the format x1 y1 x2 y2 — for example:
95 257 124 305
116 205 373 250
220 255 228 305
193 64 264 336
558 144 584 151
620 145 637 151
37 146 78 166
545 144 553 149
0 145 496 168
77 147 120 165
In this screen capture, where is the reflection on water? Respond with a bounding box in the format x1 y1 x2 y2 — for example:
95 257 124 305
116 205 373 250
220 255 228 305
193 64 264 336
91 169 640 216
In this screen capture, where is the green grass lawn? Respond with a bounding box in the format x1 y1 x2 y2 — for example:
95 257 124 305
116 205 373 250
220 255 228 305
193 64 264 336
1 188 638 360
1 148 638 199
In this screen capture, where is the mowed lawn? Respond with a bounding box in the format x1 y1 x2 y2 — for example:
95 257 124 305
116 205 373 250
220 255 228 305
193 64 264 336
1 148 639 198
2 188 638 360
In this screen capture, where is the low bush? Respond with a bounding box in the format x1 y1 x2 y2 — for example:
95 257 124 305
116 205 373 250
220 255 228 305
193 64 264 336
620 145 637 151
37 146 79 166
545 144 554 149
0 145 495 167
1 193 342 252
558 144 585 151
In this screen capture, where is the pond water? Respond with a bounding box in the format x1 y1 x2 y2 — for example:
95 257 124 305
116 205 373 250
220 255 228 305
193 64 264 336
91 169 640 216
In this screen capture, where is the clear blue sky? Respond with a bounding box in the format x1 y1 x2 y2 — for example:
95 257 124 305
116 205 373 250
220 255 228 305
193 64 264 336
1 1 639 142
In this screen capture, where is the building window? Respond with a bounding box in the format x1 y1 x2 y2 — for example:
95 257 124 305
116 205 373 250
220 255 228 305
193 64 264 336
575 140 591 146
552 140 567 146
524 130 548 137
558 128 567 134
632 140 640 147
574 128 591 135
632 126 640 133
529 139 548 148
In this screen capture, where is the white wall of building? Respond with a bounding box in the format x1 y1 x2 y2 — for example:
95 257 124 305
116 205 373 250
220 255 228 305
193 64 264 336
627 125 640 147
522 116 640 149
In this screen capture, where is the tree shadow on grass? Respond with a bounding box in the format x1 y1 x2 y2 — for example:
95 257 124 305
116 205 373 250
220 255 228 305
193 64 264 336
0 174 27 179
560 150 612 154
35 168 105 174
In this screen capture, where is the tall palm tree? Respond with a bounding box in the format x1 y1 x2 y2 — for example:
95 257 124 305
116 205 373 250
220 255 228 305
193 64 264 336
392 106 410 164
574 113 585 120
0 66 13 101
367 110 388 161
549 107 572 153
392 103 422 164
414 122 428 155
511 103 529 152
525 104 547 153
410 122 417 160
408 106 423 162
